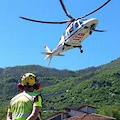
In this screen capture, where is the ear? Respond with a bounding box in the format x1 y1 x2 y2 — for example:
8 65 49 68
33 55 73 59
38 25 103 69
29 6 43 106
17 83 23 91
35 83 41 90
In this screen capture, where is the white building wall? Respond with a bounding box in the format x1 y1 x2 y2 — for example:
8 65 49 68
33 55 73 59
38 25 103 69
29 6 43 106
67 109 84 117
61 114 68 119
79 106 96 113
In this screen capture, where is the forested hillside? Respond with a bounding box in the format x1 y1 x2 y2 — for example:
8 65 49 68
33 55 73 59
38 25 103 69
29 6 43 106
0 57 120 119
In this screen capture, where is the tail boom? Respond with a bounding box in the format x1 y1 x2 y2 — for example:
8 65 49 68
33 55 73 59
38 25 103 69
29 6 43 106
41 45 65 66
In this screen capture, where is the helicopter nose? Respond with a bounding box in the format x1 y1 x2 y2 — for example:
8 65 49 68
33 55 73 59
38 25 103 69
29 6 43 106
83 18 98 25
90 18 98 24
86 18 98 23
84 18 98 28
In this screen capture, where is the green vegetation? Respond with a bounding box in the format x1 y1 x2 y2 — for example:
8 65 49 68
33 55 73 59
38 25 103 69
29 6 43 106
0 57 120 119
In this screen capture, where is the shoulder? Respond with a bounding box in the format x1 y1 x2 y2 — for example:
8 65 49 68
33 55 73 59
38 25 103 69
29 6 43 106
33 94 43 107
10 91 32 104
10 92 23 104
34 94 43 102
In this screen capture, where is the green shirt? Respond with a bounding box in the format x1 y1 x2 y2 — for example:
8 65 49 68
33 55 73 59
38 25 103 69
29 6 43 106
8 91 42 120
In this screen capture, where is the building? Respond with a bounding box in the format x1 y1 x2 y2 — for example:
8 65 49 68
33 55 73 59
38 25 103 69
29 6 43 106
45 104 116 120
66 113 116 120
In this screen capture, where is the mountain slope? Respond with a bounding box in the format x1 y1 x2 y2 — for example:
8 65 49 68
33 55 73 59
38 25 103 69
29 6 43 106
0 57 120 119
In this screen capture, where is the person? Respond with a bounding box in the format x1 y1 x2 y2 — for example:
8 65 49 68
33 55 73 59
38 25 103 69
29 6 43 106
7 73 42 120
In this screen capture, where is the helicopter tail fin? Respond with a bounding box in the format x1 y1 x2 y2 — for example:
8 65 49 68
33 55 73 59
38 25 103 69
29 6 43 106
41 45 65 66
45 46 51 53
41 46 53 67
41 45 65 58
41 46 52 60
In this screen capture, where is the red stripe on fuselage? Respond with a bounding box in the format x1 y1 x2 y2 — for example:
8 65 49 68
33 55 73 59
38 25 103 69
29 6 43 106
58 24 86 48
65 25 86 42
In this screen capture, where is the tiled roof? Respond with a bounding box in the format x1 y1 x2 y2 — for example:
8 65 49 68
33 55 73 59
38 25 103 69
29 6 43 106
66 113 116 120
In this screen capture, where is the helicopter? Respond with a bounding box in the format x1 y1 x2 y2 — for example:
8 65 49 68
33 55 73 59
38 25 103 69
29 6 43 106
20 0 111 66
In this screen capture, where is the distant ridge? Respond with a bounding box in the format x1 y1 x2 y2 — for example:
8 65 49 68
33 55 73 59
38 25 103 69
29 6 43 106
0 57 120 119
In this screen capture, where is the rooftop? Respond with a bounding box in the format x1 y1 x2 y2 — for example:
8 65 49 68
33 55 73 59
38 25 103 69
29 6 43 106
66 113 116 120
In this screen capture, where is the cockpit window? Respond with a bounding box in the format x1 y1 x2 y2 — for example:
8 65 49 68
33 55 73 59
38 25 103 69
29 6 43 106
75 22 79 28
79 21 83 24
69 24 74 33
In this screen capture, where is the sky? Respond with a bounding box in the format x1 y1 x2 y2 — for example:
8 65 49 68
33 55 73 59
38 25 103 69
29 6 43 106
0 0 120 71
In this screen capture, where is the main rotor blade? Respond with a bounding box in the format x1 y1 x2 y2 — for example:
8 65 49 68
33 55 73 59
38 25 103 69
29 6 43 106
77 0 111 20
59 0 74 20
19 17 71 24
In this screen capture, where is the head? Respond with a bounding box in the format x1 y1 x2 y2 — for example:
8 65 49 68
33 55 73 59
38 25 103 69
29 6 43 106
17 73 41 92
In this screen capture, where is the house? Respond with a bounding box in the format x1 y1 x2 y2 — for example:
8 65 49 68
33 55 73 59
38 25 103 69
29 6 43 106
64 104 96 116
66 113 116 120
45 104 116 120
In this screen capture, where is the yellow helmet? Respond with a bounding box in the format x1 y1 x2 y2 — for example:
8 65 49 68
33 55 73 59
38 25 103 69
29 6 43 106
21 73 36 86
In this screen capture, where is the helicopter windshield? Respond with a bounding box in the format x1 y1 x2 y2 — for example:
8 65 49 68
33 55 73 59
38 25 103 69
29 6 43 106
79 19 84 24
75 22 79 28
69 24 74 33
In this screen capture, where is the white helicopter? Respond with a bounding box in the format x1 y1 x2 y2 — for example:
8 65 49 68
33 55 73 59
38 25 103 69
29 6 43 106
20 0 111 66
